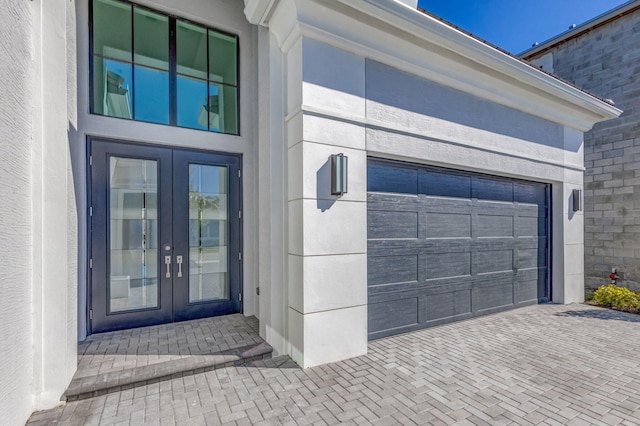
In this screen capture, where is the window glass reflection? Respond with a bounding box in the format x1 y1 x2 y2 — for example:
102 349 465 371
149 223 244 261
177 76 208 130
134 66 169 124
91 0 239 134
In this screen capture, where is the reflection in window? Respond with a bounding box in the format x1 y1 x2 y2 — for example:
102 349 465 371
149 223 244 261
177 20 238 134
91 0 239 134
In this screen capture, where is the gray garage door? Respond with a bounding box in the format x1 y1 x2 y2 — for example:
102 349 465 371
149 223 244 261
367 160 550 340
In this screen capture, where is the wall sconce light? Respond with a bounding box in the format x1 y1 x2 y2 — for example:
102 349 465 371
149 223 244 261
331 153 348 196
572 189 582 212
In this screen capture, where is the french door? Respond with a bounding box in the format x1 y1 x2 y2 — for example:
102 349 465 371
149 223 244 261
89 139 241 333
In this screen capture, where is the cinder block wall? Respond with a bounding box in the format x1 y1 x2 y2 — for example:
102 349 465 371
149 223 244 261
529 8 640 293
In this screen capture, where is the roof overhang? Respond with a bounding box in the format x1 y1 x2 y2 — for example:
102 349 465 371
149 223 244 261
245 0 622 131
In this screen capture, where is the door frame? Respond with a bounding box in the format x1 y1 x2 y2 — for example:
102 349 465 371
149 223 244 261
86 136 243 334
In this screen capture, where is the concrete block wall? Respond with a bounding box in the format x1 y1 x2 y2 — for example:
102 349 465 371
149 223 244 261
529 8 640 293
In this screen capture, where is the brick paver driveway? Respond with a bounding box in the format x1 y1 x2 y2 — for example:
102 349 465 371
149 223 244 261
28 304 640 425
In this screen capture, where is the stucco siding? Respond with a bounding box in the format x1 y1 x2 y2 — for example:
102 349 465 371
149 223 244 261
0 1 34 425
530 8 640 292
364 60 577 181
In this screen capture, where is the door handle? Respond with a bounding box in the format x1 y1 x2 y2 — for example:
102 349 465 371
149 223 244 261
176 255 183 278
165 256 171 278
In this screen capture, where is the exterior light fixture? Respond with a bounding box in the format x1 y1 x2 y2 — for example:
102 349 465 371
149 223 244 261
331 153 348 195
572 189 582 212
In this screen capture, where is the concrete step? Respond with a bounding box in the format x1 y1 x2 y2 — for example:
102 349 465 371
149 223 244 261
64 341 272 401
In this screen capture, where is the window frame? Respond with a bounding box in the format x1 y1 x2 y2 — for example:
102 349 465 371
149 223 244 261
89 0 241 135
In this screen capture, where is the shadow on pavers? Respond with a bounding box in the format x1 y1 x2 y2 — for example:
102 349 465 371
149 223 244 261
555 306 640 322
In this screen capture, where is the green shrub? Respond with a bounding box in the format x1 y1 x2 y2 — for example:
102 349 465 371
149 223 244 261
592 284 640 314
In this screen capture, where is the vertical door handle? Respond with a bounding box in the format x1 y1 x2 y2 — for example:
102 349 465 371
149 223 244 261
165 256 171 278
176 255 183 278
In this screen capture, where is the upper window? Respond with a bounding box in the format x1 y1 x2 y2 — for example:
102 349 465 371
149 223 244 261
91 0 239 135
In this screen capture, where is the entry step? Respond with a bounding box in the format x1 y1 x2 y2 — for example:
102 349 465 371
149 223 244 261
64 314 270 401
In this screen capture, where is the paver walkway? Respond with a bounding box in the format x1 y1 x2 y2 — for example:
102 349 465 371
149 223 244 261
65 314 272 400
28 304 640 425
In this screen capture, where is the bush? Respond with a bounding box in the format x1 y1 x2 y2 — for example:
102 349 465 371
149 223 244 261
592 284 640 314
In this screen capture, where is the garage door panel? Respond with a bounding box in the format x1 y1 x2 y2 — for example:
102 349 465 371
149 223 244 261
425 252 471 278
516 216 542 237
368 210 418 239
419 169 471 198
425 213 471 238
368 255 418 287
518 246 548 269
476 249 513 274
367 160 549 340
515 279 539 305
473 282 514 313
515 182 547 204
473 178 514 202
368 276 475 296
368 163 418 195
426 289 472 322
368 297 419 336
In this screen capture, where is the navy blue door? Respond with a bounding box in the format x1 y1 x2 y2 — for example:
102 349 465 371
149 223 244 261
89 139 241 333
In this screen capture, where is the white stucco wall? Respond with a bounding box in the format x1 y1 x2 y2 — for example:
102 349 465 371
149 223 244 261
0 2 35 424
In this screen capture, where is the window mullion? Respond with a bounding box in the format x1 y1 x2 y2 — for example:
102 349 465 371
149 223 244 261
206 29 211 131
130 4 135 120
169 17 177 126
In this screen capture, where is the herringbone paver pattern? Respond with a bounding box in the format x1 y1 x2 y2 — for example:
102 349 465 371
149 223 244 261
28 304 640 425
76 314 262 379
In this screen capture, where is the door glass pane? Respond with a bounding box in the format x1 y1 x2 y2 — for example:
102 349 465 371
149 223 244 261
109 157 159 312
188 164 228 303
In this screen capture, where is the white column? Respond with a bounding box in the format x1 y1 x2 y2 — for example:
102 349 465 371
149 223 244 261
287 37 368 367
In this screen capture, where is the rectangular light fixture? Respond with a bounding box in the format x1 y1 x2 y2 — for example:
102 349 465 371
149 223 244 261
572 189 582 212
331 153 348 195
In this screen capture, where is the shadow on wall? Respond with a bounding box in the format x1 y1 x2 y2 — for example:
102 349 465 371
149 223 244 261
69 122 87 342
361 60 569 151
568 190 577 221
555 308 640 322
316 156 337 212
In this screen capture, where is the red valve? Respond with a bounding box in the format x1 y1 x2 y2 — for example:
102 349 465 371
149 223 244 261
609 273 617 280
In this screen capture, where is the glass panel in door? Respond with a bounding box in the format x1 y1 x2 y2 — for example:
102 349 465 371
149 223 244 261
109 157 159 312
188 164 229 302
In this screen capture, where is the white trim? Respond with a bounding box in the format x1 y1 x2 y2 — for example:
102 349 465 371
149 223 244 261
295 103 586 173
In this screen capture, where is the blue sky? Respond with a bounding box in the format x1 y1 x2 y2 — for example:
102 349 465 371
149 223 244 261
417 0 629 54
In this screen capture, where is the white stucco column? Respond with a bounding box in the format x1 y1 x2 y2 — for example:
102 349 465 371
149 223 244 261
286 37 368 367
31 0 78 410
552 128 586 304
